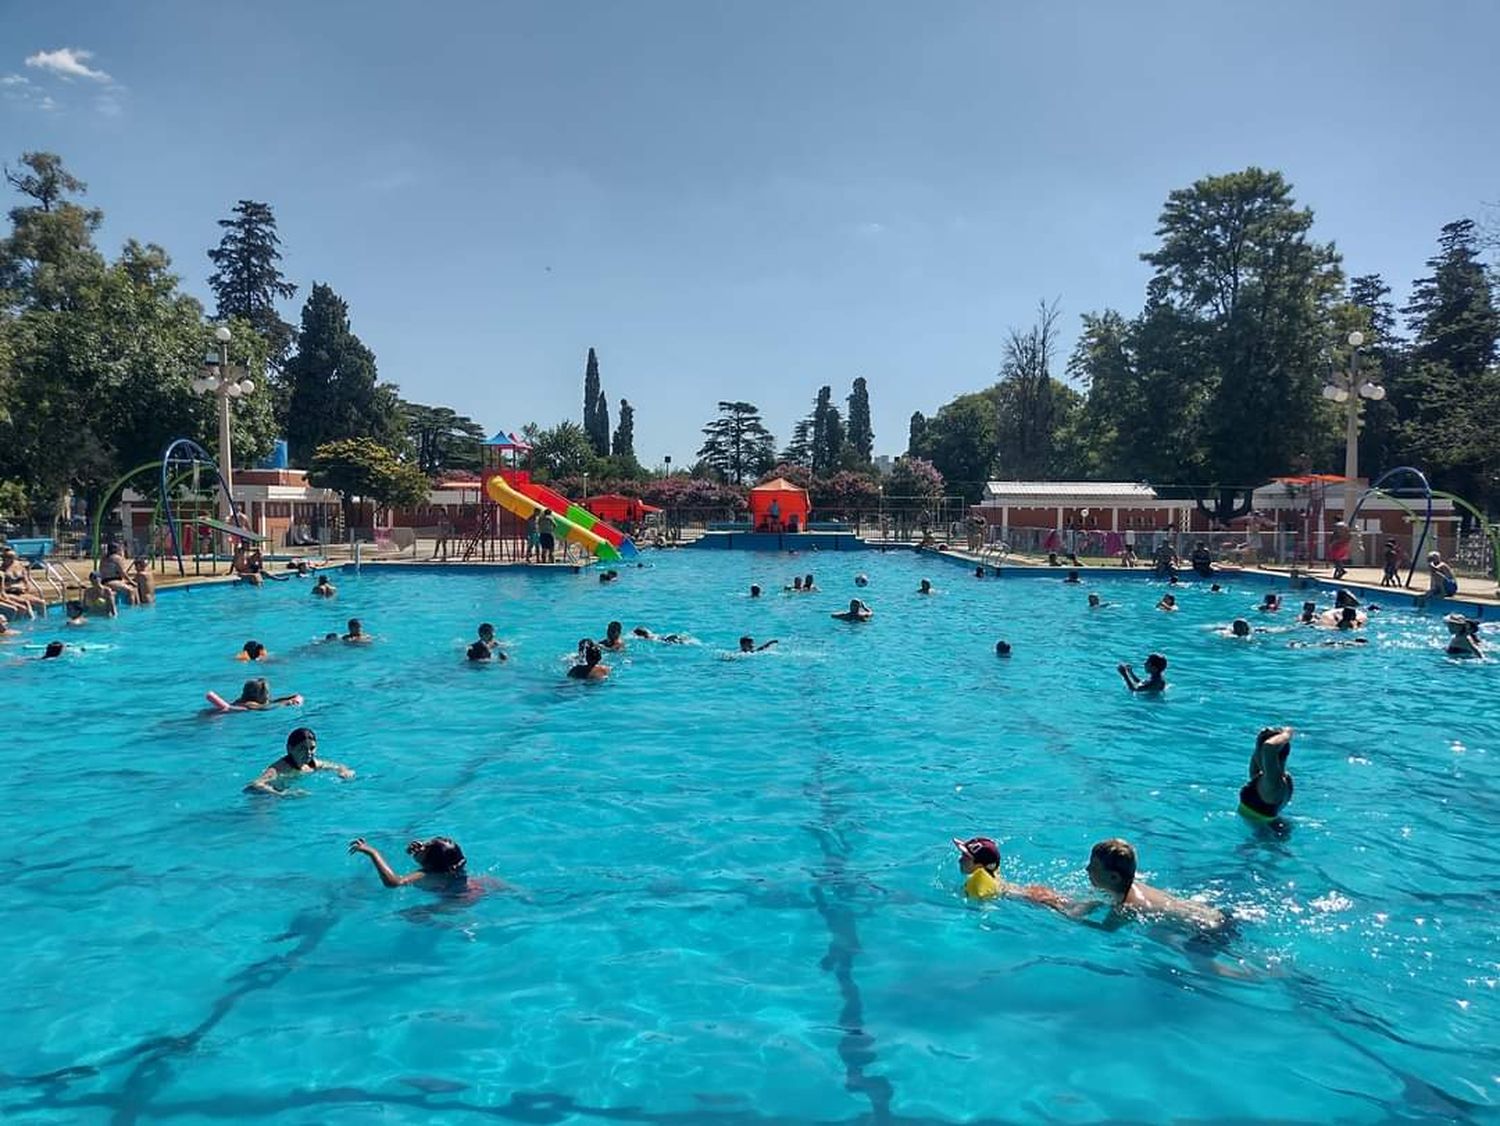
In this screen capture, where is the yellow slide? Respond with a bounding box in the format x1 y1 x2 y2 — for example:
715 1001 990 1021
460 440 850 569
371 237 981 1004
485 474 618 560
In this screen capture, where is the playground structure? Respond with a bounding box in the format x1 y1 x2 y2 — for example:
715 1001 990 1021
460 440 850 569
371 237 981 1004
1350 466 1500 589
460 430 636 563
91 438 261 576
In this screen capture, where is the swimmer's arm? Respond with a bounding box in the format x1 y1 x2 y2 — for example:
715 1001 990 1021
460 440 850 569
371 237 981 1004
756 640 779 651
270 694 303 707
317 760 355 779
348 839 424 887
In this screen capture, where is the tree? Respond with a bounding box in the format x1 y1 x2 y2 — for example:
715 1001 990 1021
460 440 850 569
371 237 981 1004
992 299 1078 478
0 151 104 312
206 200 297 373
910 392 998 502
810 385 846 474
885 456 944 510
906 411 926 456
282 283 403 465
696 401 776 485
780 417 813 465
809 469 880 516
611 397 635 460
1141 167 1343 521
403 402 485 476
582 347 609 456
846 376 873 462
530 420 599 479
307 437 429 529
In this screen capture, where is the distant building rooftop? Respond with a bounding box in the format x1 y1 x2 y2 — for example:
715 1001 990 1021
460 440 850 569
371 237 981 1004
980 481 1174 505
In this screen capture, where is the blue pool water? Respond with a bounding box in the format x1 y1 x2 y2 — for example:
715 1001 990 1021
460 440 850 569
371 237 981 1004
1 553 1495 1123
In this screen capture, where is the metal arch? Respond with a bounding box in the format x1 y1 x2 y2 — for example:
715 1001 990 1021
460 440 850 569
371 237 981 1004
159 438 238 576
1348 466 1432 588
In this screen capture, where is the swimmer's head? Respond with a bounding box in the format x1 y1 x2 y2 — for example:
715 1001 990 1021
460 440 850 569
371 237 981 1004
1066 570 1080 581
42 640 64 659
1338 606 1358 628
749 584 761 597
1161 594 1176 607
848 598 862 613
582 642 602 667
407 836 466 875
1300 600 1317 621
1231 618 1251 637
242 640 265 660
466 641 491 661
324 632 339 641
606 620 622 640
285 727 317 763
1261 593 1279 607
953 836 1001 875
994 640 1012 657
346 618 362 636
792 577 803 590
974 566 984 578
1210 583 1222 592
241 677 270 704
1144 653 1167 674
1088 593 1101 607
1087 838 1137 896
919 579 932 593
632 627 650 638
739 636 755 653
855 574 869 587
478 623 495 642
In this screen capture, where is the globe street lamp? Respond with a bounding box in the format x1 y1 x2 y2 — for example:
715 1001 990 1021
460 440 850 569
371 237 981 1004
191 325 255 527
1322 330 1385 562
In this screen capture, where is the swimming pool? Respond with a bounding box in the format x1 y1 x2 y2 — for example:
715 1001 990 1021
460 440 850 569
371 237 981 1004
1 553 1494 1122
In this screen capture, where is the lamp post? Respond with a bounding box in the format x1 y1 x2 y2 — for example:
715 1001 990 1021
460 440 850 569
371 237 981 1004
191 326 255 527
1322 330 1384 563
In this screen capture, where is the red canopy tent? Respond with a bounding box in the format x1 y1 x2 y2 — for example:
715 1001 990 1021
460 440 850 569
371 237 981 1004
748 478 811 532
586 493 661 525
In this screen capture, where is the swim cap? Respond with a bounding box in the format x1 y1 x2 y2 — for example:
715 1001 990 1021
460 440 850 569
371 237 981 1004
953 836 1001 868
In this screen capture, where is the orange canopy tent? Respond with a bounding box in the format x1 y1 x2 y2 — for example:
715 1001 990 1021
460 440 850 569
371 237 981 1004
749 478 811 532
586 493 661 524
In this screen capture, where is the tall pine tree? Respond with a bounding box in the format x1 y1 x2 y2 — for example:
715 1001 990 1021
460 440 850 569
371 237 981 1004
207 201 297 368
846 376 873 463
612 398 635 459
283 283 403 465
810 386 846 474
582 347 610 456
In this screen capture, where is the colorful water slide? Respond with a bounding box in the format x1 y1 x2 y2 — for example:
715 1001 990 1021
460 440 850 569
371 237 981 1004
507 477 639 559
485 475 621 562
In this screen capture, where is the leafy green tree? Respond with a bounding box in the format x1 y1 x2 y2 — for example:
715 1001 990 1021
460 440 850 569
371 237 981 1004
757 462 812 488
206 200 297 375
1 152 104 312
991 299 1080 478
611 398 635 460
282 283 402 466
1141 167 1343 520
403 402 485 476
697 401 776 485
911 392 998 502
308 437 429 529
780 417 813 465
885 456 944 510
846 376 873 463
530 420 599 479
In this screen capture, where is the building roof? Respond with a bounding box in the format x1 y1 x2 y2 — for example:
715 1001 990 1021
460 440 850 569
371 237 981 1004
980 481 1178 505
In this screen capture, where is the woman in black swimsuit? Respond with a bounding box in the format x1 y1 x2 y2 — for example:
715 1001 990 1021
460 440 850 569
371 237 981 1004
245 727 353 794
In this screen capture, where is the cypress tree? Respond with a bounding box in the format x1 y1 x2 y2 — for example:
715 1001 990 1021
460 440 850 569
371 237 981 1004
612 398 635 459
846 376 873 462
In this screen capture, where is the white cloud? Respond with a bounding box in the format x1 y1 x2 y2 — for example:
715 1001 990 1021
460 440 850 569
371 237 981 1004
2 73 30 87
25 47 112 83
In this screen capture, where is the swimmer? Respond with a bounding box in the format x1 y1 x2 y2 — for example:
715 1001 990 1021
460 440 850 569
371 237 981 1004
342 618 372 643
348 835 469 889
738 635 778 653
229 677 302 709
245 727 353 795
1084 838 1226 931
1221 618 1252 639
1444 613 1483 657
65 600 87 626
466 640 495 661
82 572 118 617
786 576 804 592
803 573 818 592
1258 592 1281 613
632 627 687 644
831 598 873 622
1298 600 1318 624
1064 570 1081 584
1156 593 1178 612
568 641 609 680
1046 552 1061 567
598 569 619 584
994 639 1012 657
954 835 1003 899
312 575 336 598
1118 653 1167 693
41 641 66 659
473 622 507 659
918 579 934 595
1333 588 1361 610
1238 726 1293 822
1333 605 1363 631
131 557 156 604
1087 593 1105 609
854 573 869 587
239 640 267 661
601 620 626 651
1209 583 1223 593
749 584 762 598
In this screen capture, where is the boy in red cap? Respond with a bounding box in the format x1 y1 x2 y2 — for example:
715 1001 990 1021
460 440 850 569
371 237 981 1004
955 835 1075 910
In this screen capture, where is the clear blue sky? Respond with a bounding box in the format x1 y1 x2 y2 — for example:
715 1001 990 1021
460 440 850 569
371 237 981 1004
5 1 1498 468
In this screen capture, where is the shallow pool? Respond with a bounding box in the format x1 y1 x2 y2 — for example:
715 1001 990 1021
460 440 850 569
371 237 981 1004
1 552 1495 1122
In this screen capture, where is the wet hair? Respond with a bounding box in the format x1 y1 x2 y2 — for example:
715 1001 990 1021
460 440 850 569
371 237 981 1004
1088 593 1101 606
1161 594 1176 606
1231 619 1250 637
974 566 984 577
632 627 650 638
1210 583 1222 592
243 640 265 659
239 678 270 704
582 642 602 666
749 584 761 597
417 837 467 875
466 641 492 661
286 727 316 750
324 632 339 641
739 636 755 652
478 622 495 639
43 641 64 659
346 619 361 634
1338 605 1358 627
994 640 1012 656
1334 589 1360 608
1144 653 1168 673
606 620 622 638
1090 838 1137 891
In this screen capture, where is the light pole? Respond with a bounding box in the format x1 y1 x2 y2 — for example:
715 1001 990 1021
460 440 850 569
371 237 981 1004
191 326 255 527
1322 329 1384 562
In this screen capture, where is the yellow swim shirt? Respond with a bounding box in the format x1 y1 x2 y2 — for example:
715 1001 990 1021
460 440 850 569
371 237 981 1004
964 867 1001 900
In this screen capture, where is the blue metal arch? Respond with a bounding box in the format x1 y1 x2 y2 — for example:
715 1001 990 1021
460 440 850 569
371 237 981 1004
158 438 239 576
1349 466 1433 589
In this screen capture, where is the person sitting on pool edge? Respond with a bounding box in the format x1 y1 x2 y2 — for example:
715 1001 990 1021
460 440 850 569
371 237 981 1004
1085 838 1226 931
246 727 354 795
1443 613 1483 658
1118 653 1167 693
918 578 934 595
342 618 372 643
348 835 469 888
831 598 873 622
568 641 609 680
1238 726 1293 823
238 640 268 661
738 635 778 653
230 677 302 709
602 620 626 651
312 574 336 598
